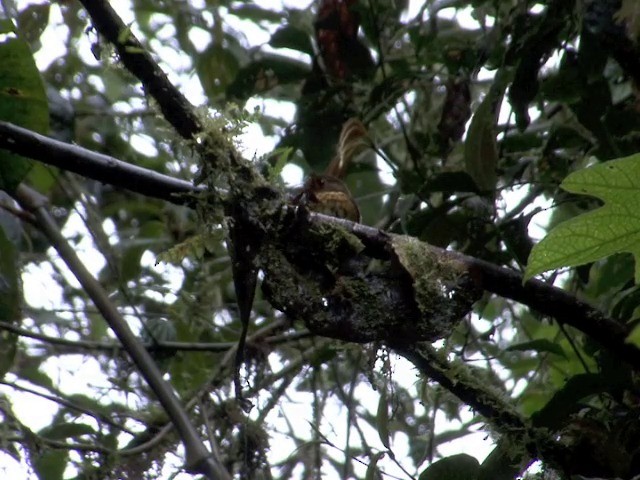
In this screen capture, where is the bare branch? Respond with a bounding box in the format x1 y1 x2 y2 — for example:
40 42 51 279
13 184 230 480
0 121 201 205
0 320 310 353
0 379 136 435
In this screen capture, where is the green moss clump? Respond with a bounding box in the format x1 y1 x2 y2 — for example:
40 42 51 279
391 235 466 316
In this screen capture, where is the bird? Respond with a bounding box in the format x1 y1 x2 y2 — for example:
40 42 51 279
292 173 360 223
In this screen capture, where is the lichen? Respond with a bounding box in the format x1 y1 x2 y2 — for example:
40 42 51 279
190 105 285 236
260 244 326 320
306 222 365 263
391 235 466 316
156 231 224 264
195 104 258 169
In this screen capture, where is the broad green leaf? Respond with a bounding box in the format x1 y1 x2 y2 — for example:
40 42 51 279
419 453 480 480
530 373 614 429
26 165 60 200
0 19 15 34
585 253 635 299
612 286 640 322
267 146 293 182
140 317 177 367
227 56 310 100
33 450 66 480
506 339 567 358
525 154 640 282
196 45 240 99
39 422 95 440
0 36 49 192
17 3 51 47
120 220 166 282
15 361 55 391
66 394 113 417
626 322 640 348
419 171 480 195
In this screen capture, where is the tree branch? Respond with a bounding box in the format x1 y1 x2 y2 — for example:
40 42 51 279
393 343 567 475
1 121 637 369
320 215 640 369
13 184 230 480
3 0 639 475
68 0 639 371
0 121 202 205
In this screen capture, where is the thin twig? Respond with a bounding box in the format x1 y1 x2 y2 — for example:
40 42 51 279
0 379 136 435
0 319 311 353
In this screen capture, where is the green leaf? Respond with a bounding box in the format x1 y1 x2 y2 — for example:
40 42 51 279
269 25 313 56
506 339 567 358
419 453 480 480
626 322 640 348
419 171 480 195
227 56 310 100
16 361 55 391
266 146 293 181
25 162 59 195
376 387 390 449
530 373 613 429
17 3 51 47
39 422 95 440
525 154 640 282
464 69 509 192
141 317 177 365
0 36 49 192
196 45 240 99
0 19 15 34
33 450 66 480
120 220 166 282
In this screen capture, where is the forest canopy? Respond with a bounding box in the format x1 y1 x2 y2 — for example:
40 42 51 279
2 1 640 479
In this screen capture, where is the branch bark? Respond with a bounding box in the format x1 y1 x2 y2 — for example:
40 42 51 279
0 121 202 205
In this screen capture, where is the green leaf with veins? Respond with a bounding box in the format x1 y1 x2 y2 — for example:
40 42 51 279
525 154 640 282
